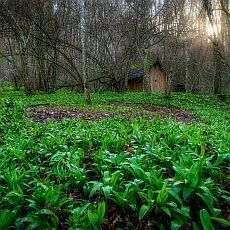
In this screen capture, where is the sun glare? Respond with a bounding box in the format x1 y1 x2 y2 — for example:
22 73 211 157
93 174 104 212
207 23 219 37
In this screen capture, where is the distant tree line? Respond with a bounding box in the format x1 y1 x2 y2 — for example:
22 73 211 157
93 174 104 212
0 0 229 97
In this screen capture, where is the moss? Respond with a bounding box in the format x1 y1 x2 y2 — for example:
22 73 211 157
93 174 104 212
130 59 156 70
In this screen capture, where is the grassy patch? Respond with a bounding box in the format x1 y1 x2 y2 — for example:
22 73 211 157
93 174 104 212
0 90 229 229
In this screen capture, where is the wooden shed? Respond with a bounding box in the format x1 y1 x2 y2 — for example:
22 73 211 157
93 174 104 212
128 60 167 92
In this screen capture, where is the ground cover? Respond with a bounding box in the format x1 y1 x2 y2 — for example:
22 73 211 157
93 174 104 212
0 89 229 229
26 103 196 123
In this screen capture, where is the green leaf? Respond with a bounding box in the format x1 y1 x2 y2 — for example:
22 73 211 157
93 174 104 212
97 202 105 224
110 170 122 186
89 182 102 198
112 191 126 209
130 164 147 180
88 210 98 225
173 164 184 179
171 219 183 230
180 206 190 218
27 222 45 230
72 203 90 220
200 209 214 230
168 190 183 206
156 182 168 206
192 223 199 230
212 208 221 217
196 187 214 213
35 209 59 225
0 209 14 229
139 205 150 220
102 185 112 199
161 207 171 217
138 191 153 206
183 187 193 200
210 217 230 226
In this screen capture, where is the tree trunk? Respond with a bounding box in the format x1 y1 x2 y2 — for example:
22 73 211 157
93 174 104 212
139 46 151 92
79 0 92 105
212 40 223 94
202 0 223 94
185 48 190 92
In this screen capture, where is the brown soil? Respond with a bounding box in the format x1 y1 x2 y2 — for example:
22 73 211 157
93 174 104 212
110 102 197 123
143 104 196 123
26 103 197 123
26 106 114 122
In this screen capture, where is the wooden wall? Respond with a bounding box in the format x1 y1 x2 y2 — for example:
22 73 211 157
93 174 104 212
128 79 143 92
149 64 166 92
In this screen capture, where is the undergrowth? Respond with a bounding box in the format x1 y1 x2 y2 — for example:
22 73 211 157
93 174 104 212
0 89 229 229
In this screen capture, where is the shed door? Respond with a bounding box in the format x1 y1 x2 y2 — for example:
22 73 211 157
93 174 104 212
150 65 166 92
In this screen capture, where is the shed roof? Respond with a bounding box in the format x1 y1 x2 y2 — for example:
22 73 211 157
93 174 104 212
128 68 144 81
128 59 161 81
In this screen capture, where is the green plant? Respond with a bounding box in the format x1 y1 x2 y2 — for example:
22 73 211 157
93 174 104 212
200 209 230 230
68 203 91 229
0 90 229 229
0 209 16 229
87 202 106 229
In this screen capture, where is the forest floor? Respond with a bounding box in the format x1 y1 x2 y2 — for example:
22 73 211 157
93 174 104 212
26 103 196 123
0 89 229 229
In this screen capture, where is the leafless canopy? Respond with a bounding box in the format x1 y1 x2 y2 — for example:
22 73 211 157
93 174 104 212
0 0 229 95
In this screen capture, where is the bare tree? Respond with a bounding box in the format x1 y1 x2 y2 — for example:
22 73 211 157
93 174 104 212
79 0 92 104
0 0 229 95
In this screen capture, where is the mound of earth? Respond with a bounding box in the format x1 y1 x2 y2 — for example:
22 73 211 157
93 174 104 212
26 106 114 122
143 105 196 123
110 102 197 123
26 104 197 123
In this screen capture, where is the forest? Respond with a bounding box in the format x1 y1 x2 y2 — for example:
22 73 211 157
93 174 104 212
0 0 230 97
0 0 230 230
